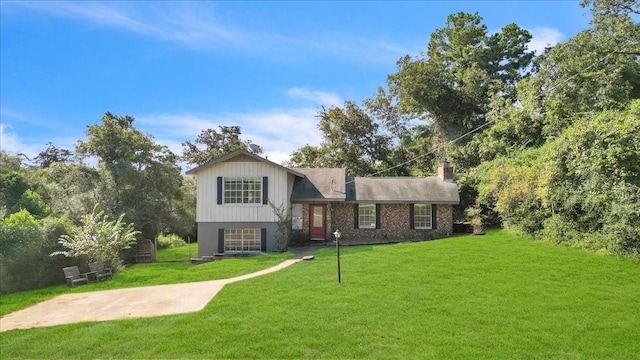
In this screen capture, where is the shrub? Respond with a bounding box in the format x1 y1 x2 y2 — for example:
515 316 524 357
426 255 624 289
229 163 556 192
269 201 291 252
465 205 484 235
0 210 66 294
157 234 186 249
51 205 139 271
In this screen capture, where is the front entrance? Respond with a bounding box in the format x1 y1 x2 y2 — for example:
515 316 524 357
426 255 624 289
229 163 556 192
309 204 326 240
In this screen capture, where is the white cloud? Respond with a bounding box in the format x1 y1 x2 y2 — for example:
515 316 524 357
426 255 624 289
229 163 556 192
285 88 342 107
136 106 322 166
11 1 247 51
527 27 564 55
0 123 42 160
10 1 411 65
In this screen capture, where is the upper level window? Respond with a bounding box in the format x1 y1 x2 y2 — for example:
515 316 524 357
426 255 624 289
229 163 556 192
359 204 376 229
224 177 262 204
414 204 432 229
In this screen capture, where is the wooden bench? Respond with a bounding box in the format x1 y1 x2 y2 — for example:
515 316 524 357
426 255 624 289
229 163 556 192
62 266 89 287
88 261 113 281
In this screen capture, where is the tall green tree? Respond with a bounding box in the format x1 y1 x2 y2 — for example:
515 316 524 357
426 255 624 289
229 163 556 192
182 125 262 166
76 112 184 240
289 101 390 176
386 12 534 147
0 157 51 219
31 162 100 223
525 0 640 136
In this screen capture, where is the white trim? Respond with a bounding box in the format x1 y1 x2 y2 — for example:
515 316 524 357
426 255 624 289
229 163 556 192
359 204 376 229
414 204 432 229
223 177 262 205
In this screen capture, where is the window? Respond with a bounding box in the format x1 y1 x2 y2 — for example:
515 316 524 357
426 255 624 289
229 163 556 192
224 228 261 252
292 203 303 230
359 204 377 229
414 204 432 229
223 177 261 204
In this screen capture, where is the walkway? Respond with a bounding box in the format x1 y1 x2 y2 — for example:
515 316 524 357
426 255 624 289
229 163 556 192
0 246 320 332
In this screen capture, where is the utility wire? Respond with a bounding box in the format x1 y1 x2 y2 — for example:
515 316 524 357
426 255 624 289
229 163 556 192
348 38 638 181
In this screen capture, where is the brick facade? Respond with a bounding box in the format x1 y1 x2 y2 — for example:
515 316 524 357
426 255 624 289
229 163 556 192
291 202 454 245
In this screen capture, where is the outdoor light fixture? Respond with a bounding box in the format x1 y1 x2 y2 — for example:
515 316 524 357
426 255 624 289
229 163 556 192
333 230 341 283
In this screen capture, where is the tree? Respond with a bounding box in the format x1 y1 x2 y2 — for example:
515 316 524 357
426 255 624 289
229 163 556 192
0 151 22 172
182 125 262 166
581 0 639 19
52 205 140 270
31 162 100 223
0 165 51 219
76 112 184 240
544 101 640 256
286 144 332 169
34 142 73 168
524 0 640 136
289 101 391 176
387 12 534 147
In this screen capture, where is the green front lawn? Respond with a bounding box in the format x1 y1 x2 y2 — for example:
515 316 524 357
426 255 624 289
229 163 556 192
2 230 639 359
155 243 195 261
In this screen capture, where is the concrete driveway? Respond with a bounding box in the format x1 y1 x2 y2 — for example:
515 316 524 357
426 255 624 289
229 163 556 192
0 254 313 332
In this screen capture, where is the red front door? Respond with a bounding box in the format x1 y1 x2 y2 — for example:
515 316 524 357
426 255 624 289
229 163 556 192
310 204 326 240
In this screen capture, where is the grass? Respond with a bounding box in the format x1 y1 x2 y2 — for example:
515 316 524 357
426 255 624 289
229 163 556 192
155 243 195 261
0 249 292 317
1 229 639 359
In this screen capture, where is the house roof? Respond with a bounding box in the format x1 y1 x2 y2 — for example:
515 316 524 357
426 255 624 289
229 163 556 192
185 149 305 177
345 176 460 204
186 150 459 205
290 168 347 201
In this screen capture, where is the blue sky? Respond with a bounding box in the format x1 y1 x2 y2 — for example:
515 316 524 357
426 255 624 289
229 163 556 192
1 1 591 166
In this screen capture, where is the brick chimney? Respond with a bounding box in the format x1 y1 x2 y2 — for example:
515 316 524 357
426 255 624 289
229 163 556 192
438 161 454 182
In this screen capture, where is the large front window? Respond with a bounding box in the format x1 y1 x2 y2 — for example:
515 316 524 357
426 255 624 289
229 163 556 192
359 204 376 229
414 204 432 229
224 228 261 252
224 177 261 204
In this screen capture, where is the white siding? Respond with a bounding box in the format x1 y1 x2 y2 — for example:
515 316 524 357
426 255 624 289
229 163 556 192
195 161 293 222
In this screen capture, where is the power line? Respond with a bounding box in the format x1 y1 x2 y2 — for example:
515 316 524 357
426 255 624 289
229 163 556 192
351 38 638 180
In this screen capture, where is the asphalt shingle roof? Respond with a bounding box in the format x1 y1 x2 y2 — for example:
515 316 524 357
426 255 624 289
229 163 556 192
186 150 459 204
346 176 460 204
290 168 346 201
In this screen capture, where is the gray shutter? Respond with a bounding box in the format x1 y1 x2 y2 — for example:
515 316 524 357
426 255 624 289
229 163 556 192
262 177 268 205
217 177 223 205
409 204 415 229
353 204 359 229
218 228 225 253
431 204 437 230
375 204 381 229
261 228 267 252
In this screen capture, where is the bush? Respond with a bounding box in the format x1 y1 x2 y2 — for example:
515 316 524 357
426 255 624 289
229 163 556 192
157 234 186 249
51 205 139 271
0 210 72 294
545 103 640 259
471 147 550 234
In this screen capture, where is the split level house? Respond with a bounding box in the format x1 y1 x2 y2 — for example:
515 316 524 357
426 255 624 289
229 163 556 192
186 149 460 257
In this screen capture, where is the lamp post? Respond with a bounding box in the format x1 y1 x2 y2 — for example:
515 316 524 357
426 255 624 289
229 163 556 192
333 229 341 283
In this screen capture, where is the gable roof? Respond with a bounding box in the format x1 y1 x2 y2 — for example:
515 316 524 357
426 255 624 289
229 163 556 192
186 150 459 205
346 176 460 204
185 149 304 177
290 168 346 201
